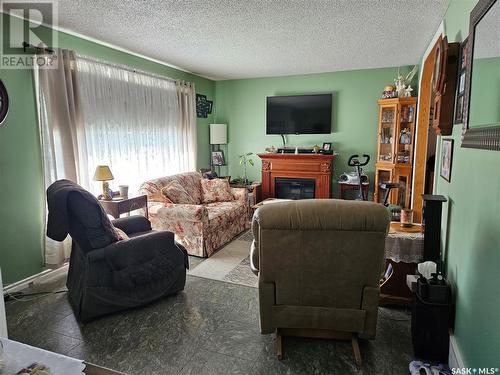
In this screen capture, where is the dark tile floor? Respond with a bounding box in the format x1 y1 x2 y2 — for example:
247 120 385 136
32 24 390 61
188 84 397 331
6 257 414 375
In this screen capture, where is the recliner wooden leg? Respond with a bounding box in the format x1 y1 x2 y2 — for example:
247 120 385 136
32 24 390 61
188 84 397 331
276 330 283 360
351 334 362 367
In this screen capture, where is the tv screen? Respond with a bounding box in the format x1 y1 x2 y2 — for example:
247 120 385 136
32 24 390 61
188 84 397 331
266 94 332 134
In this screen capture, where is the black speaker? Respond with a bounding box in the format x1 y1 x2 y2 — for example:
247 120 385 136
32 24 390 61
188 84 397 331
421 194 447 263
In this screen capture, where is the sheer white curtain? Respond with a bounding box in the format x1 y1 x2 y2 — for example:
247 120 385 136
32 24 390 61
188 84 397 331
34 49 90 265
35 52 197 265
76 56 197 194
176 80 197 170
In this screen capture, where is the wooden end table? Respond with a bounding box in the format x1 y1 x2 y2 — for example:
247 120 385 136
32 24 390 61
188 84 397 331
99 195 148 219
338 182 369 199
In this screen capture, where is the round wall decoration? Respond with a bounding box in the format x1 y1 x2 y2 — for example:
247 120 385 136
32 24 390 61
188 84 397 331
0 79 9 125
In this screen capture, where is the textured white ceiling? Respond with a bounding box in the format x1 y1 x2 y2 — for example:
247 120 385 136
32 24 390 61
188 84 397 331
51 0 450 80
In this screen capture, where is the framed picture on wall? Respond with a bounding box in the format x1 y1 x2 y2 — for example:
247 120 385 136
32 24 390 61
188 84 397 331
454 37 468 124
196 94 211 118
440 139 454 182
211 150 225 166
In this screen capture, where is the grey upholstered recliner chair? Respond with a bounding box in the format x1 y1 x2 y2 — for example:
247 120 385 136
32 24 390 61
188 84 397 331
46 179 188 321
250 199 390 365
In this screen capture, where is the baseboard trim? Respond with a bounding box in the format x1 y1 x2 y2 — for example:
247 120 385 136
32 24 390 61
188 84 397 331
3 263 69 294
449 333 464 368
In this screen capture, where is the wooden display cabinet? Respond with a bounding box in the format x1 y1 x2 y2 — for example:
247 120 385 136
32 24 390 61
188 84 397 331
374 98 417 207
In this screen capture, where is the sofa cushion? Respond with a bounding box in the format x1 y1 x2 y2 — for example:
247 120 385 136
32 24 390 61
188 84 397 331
161 181 196 204
201 178 234 203
205 201 246 221
139 172 203 204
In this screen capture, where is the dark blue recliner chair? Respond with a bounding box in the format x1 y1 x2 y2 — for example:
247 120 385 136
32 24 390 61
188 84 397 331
46 179 188 321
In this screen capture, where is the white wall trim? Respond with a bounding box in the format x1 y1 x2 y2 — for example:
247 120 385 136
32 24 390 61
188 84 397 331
0 268 8 338
3 264 68 294
449 333 465 369
411 21 446 204
0 10 215 81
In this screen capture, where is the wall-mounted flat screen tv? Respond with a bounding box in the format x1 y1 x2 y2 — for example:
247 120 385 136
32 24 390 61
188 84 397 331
266 94 332 134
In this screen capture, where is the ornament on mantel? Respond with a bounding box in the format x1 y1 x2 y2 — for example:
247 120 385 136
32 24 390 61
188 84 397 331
395 65 418 98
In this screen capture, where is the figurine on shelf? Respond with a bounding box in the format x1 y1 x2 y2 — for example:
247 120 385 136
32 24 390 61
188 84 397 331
399 129 412 144
381 85 397 99
395 65 418 98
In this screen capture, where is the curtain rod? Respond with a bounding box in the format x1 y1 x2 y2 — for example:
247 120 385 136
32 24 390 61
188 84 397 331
23 41 55 54
76 54 192 86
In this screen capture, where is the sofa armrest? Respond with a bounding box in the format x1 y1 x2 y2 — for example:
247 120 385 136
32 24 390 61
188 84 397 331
112 215 152 235
88 230 187 289
150 202 208 223
231 187 248 204
87 230 172 262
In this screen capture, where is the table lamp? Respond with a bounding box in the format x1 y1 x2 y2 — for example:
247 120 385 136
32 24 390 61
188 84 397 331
210 123 227 145
93 165 114 200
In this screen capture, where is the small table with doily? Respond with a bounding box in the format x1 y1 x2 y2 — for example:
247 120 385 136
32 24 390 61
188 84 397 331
380 222 424 306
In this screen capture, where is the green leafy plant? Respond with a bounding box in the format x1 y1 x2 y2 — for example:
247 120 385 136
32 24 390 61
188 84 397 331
237 152 254 185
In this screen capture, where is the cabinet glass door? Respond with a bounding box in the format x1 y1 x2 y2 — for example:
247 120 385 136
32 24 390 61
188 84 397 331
396 103 415 165
378 106 397 163
397 175 408 207
395 169 412 208
375 168 393 204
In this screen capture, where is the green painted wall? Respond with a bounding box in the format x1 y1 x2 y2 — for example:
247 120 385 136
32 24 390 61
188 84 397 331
437 0 500 367
0 66 45 284
0 14 215 283
214 66 415 197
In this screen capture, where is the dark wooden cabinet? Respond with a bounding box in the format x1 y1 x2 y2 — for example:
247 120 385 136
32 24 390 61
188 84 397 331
432 38 460 136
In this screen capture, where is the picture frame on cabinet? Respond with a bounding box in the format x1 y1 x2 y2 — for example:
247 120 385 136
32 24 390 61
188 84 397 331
322 142 332 151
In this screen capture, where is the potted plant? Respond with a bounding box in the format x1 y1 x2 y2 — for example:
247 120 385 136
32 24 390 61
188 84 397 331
232 152 254 186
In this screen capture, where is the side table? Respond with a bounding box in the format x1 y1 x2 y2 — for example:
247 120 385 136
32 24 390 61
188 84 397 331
338 182 369 200
230 182 262 207
380 222 424 306
99 195 148 219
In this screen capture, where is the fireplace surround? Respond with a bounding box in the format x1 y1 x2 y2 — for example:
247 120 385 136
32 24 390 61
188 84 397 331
258 153 335 200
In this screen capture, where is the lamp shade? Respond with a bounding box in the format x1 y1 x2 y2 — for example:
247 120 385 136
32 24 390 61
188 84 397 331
210 123 227 145
93 165 114 181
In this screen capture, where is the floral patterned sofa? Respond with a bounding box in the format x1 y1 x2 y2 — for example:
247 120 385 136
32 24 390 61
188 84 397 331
139 172 248 258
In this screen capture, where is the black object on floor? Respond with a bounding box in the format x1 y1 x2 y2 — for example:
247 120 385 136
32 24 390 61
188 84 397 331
411 278 453 363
